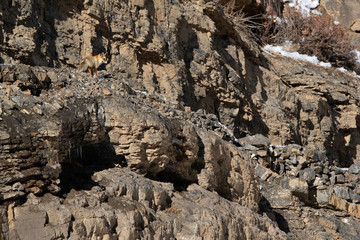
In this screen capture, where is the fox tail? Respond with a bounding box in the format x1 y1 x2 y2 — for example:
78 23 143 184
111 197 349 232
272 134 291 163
78 61 87 72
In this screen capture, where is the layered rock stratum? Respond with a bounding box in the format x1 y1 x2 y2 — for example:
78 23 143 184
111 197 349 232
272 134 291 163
0 0 360 239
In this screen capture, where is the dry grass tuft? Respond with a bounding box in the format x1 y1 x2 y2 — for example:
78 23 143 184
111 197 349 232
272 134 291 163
262 4 360 73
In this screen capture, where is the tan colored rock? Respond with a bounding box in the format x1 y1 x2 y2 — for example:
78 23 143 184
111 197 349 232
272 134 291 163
320 0 360 44
335 104 359 130
350 18 360 32
288 178 308 198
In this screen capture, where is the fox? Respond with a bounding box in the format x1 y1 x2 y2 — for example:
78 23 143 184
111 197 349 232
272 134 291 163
79 53 108 78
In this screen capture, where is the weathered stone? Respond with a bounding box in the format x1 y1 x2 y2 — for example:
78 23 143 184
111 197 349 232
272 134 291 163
350 18 360 32
349 163 360 174
333 186 351 200
349 189 360 203
1 0 360 239
255 164 272 181
300 168 316 183
336 174 345 183
288 178 309 198
317 189 330 205
239 134 271 148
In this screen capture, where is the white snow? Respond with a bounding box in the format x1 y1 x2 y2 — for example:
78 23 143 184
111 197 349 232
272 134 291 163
217 121 228 130
263 45 360 78
284 0 319 16
311 9 322 15
337 67 348 73
354 50 360 64
263 45 331 67
133 89 148 95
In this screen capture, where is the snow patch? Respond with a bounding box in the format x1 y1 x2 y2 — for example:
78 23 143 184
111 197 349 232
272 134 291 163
133 89 148 95
354 50 360 64
263 45 331 67
311 9 322 15
284 0 319 16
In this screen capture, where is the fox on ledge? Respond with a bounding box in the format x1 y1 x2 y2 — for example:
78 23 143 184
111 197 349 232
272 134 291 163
79 53 108 78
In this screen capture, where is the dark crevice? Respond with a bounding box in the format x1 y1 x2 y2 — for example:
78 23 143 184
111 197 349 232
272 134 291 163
150 170 194 192
57 140 126 197
259 196 290 233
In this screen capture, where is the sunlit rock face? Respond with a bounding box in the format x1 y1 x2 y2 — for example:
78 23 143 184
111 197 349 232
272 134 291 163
1 0 360 239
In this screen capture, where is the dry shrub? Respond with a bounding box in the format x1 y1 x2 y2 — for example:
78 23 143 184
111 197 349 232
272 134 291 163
218 0 263 34
262 5 359 73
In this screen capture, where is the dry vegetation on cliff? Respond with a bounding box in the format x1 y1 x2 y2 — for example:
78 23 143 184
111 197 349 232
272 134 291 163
262 3 360 73
1 0 360 239
219 0 360 73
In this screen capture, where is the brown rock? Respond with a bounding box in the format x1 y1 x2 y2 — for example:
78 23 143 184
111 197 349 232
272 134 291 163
350 18 360 32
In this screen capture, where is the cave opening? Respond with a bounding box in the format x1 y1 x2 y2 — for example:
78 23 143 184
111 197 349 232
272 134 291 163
57 140 126 197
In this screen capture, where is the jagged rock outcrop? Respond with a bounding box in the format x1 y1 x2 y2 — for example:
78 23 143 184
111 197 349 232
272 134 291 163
1 0 360 239
3 169 286 240
319 0 360 45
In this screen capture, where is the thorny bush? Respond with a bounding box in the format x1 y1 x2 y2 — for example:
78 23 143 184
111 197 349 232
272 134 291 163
262 6 360 73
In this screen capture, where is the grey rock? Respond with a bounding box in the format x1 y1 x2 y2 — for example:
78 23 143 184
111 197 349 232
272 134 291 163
333 186 351 200
349 163 360 174
239 134 271 148
349 189 360 203
300 168 316 183
330 172 336 185
317 189 330 204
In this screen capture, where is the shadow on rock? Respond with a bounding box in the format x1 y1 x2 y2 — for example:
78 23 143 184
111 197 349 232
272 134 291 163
58 138 127 197
259 196 290 233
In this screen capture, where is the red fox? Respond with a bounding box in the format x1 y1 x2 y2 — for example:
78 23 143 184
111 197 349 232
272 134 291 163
79 53 108 78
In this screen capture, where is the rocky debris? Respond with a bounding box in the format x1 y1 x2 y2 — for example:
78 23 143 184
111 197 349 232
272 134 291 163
1 0 360 239
3 168 287 240
0 63 261 211
248 136 360 218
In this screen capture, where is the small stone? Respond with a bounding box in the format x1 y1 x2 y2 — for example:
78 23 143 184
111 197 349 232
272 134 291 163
255 164 272 181
317 189 330 204
287 165 299 177
300 168 316 183
313 177 323 187
2 98 16 110
102 88 112 96
349 163 360 174
33 106 43 115
312 150 327 163
273 148 281 157
12 182 24 191
288 156 297 165
349 189 360 203
288 178 308 198
297 156 307 167
330 173 336 185
0 130 10 140
313 166 323 174
345 172 358 183
336 174 345 184
256 150 267 157
355 184 360 194
207 113 217 121
333 186 350 200
0 191 25 200
289 144 302 154
20 109 30 114
239 134 271 148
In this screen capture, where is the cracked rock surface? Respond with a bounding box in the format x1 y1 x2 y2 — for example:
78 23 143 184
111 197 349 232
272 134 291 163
1 0 360 239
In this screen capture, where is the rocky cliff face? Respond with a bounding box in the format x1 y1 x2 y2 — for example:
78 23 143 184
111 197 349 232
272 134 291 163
1 0 360 239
